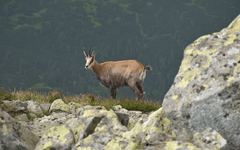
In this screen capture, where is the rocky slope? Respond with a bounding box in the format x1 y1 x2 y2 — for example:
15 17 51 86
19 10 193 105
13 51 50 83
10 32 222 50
0 99 226 150
1 14 240 150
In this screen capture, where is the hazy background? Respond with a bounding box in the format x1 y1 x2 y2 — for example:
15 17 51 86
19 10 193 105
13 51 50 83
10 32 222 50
1 0 240 102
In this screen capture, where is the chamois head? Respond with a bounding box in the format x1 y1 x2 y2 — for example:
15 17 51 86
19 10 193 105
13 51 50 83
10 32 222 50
83 46 95 69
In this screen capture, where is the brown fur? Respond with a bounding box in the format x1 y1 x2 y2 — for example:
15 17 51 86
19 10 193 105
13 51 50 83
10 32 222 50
83 47 152 101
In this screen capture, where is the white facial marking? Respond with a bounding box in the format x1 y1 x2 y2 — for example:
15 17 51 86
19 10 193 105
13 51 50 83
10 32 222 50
85 57 93 69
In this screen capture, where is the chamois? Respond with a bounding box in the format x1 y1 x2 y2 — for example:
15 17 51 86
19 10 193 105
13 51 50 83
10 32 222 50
83 46 152 101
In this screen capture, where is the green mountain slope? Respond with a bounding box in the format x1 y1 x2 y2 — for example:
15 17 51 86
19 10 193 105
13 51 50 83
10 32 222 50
0 0 239 101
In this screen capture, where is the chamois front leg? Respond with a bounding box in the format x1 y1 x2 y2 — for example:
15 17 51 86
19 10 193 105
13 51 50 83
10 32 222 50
110 87 118 99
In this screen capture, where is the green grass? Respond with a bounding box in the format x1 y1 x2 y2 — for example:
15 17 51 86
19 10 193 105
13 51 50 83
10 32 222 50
0 88 161 113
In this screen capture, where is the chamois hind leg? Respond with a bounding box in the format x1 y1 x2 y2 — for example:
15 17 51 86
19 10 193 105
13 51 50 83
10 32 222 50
110 87 118 99
128 81 142 101
137 82 145 101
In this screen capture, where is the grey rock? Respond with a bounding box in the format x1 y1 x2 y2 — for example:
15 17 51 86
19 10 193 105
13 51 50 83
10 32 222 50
113 105 122 111
23 100 43 115
162 14 240 148
39 103 51 112
83 105 106 110
20 112 71 137
15 113 29 121
34 124 74 150
174 127 193 143
0 110 39 150
2 100 27 112
49 99 70 113
115 112 129 127
194 128 227 149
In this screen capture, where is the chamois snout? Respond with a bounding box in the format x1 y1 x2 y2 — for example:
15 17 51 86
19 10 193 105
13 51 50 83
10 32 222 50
85 65 90 69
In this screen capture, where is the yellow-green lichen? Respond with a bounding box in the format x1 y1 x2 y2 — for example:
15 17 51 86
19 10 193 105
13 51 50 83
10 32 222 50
185 45 194 54
39 118 50 123
172 95 179 103
72 122 86 140
172 132 177 140
130 117 146 135
162 117 171 125
128 121 135 129
83 135 92 145
164 141 197 150
50 99 70 113
227 17 240 35
224 34 237 46
203 84 209 89
176 68 201 88
0 117 6 123
209 78 215 84
227 76 235 86
2 124 9 132
142 108 172 142
193 34 211 45
77 147 92 150
82 109 108 118
178 55 193 72
94 124 108 133
38 125 72 149
104 134 144 150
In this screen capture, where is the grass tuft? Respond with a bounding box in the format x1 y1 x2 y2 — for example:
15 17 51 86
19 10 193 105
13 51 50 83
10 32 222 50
0 88 17 101
47 91 62 103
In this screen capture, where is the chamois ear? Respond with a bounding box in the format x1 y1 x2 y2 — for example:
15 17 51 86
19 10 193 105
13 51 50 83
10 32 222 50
83 47 88 57
92 50 96 58
83 51 88 57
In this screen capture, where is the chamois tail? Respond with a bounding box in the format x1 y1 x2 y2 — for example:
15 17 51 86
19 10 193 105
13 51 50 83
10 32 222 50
144 65 152 71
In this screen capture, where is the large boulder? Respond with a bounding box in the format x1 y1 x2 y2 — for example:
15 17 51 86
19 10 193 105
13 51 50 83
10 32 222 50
70 109 144 150
34 124 74 150
24 100 43 115
0 110 39 150
49 99 73 113
162 14 240 148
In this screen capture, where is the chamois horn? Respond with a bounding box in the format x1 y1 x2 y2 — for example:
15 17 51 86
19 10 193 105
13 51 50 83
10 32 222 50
89 46 92 56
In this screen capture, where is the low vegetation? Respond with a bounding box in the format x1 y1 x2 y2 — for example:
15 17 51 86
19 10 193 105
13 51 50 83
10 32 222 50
0 88 161 113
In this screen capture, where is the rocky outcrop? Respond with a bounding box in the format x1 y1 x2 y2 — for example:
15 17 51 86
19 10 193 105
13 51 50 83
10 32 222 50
163 14 240 149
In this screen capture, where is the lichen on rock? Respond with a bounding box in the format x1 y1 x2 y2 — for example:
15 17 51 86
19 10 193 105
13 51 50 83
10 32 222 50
163 14 240 149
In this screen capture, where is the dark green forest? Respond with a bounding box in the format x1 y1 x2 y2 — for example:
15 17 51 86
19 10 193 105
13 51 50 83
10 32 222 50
1 0 240 102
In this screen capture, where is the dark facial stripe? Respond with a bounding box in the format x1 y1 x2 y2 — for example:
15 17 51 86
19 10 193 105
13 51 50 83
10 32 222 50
89 58 94 65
